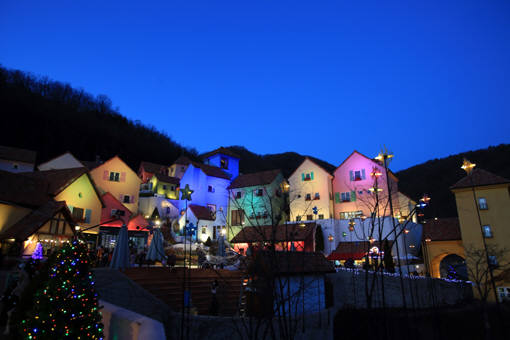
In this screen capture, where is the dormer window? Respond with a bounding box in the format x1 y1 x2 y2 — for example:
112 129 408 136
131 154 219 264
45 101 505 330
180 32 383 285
302 172 314 181
220 157 228 170
235 191 242 199
305 193 312 201
314 192 320 200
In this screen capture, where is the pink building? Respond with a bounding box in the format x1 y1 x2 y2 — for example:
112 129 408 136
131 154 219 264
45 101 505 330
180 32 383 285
332 151 400 219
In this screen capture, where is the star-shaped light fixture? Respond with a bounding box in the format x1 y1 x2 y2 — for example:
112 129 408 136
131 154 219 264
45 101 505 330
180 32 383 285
461 158 476 175
180 184 193 201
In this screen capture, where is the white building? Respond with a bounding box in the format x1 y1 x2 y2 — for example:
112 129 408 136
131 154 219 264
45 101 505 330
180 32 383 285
0 145 36 173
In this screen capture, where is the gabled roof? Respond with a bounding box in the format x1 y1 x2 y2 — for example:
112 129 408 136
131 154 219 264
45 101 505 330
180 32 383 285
253 251 335 275
0 145 37 164
0 200 75 241
21 168 105 207
288 157 334 179
450 168 510 190
154 173 180 185
335 150 399 182
189 204 215 221
89 155 142 182
37 152 84 170
327 240 393 261
21 168 88 195
102 192 132 213
231 222 316 243
173 156 230 180
139 161 168 174
423 218 462 241
0 170 51 207
81 160 103 170
228 169 281 189
201 147 241 160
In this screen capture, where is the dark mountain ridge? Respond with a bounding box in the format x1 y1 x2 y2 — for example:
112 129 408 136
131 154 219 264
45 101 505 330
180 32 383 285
1 65 509 218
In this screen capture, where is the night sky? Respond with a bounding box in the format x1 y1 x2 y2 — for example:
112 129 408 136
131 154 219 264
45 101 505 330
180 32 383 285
1 1 509 170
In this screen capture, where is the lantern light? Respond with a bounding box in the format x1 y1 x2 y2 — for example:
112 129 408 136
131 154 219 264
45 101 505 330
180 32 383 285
328 235 334 242
461 158 476 174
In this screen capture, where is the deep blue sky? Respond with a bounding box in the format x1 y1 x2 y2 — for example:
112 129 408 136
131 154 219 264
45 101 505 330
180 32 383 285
1 1 509 170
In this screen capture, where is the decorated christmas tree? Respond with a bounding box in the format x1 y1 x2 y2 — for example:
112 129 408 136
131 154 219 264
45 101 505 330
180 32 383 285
31 242 44 260
22 240 104 339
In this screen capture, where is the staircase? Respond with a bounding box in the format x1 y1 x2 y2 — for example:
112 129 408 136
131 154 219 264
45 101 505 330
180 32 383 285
124 267 244 316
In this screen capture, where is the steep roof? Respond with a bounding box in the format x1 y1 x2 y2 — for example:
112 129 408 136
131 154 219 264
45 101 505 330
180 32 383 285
21 168 105 207
253 251 335 275
422 218 462 241
21 168 88 195
0 200 75 241
288 157 334 179
173 156 230 180
231 222 316 243
81 160 104 170
188 204 215 221
139 161 168 174
327 240 393 261
0 145 37 164
450 168 510 190
154 173 180 185
0 170 51 207
201 147 241 160
228 169 281 189
335 150 399 182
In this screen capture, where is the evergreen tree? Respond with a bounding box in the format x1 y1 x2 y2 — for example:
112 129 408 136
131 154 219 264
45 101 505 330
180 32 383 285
22 240 103 339
31 242 43 260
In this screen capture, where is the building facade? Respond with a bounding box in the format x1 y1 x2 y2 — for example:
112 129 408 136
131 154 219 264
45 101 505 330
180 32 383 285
288 157 334 221
451 168 510 302
0 145 36 173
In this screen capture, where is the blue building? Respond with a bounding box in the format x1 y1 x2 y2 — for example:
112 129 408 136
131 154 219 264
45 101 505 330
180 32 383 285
169 148 240 242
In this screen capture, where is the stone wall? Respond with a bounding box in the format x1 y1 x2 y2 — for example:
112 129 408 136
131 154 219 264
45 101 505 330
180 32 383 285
327 268 473 310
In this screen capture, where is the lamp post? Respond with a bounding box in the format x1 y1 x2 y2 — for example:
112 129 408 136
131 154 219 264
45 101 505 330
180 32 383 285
461 159 500 304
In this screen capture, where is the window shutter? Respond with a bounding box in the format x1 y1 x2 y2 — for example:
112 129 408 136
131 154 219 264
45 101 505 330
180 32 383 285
130 195 135 203
334 192 340 203
349 171 354 181
301 173 305 181
85 209 92 223
351 191 356 202
362 169 366 180
103 171 109 180
120 172 126 182
311 171 314 180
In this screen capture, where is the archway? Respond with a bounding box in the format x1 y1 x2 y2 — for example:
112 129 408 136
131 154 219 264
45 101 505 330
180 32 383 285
439 254 468 280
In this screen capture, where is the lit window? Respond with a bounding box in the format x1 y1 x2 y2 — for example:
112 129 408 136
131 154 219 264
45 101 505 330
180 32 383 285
482 225 493 238
478 198 488 210
202 226 207 234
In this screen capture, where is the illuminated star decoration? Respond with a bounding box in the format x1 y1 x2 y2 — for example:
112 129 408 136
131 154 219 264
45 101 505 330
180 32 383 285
312 206 318 215
180 184 193 201
461 158 476 174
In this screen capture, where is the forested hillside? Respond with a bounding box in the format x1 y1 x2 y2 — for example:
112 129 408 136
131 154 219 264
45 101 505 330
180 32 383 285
1 65 509 218
396 144 510 218
0 66 198 169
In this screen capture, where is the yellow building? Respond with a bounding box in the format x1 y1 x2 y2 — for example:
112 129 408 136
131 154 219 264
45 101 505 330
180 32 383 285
0 170 76 257
88 156 142 214
451 167 510 302
422 218 466 279
22 168 104 234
